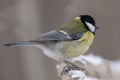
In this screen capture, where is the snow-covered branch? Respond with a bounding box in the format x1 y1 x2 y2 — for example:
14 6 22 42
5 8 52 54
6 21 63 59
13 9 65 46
56 54 120 80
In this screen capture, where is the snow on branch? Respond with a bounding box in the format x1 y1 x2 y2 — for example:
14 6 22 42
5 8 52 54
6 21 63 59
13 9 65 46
56 54 120 80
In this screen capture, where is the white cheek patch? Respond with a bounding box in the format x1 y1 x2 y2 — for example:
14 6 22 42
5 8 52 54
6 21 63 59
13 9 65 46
85 21 95 32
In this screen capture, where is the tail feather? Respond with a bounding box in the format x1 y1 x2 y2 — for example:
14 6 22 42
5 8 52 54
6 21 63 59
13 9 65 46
2 41 39 47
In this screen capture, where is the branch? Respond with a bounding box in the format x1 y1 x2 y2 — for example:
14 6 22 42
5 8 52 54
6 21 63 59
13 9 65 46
56 54 120 80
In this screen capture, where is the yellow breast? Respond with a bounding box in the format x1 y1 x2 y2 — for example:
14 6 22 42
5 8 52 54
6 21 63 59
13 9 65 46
78 31 94 44
65 31 94 58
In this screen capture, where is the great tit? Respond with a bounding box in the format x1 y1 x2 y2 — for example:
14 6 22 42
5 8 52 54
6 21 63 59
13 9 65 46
3 15 98 62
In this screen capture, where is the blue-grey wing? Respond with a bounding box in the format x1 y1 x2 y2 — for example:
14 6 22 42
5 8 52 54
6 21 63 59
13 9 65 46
35 30 72 41
2 30 85 47
35 30 85 41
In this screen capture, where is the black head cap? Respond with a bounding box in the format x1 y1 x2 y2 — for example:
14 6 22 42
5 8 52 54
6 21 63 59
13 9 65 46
80 15 98 34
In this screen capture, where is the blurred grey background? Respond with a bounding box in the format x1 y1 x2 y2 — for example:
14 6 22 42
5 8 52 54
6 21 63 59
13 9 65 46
0 0 120 80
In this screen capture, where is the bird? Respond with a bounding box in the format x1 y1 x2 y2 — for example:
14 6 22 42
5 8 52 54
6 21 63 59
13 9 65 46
2 15 98 63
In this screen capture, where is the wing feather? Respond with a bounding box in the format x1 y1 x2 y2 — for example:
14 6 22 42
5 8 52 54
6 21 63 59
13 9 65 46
35 30 71 41
34 30 85 41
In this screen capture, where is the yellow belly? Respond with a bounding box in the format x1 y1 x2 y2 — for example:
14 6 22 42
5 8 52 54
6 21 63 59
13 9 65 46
43 31 94 61
64 31 94 58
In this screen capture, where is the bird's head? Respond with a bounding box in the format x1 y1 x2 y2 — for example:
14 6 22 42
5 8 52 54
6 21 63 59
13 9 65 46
75 15 98 34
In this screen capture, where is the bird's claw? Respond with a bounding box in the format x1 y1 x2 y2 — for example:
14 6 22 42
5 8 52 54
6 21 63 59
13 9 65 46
61 61 85 76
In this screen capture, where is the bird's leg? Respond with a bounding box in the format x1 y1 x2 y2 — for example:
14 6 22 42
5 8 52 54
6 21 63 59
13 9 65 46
61 60 85 75
64 61 85 71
